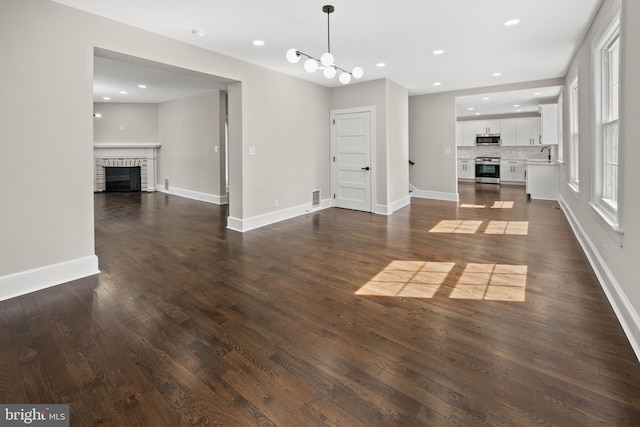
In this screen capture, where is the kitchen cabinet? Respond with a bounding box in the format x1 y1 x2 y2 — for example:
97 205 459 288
457 159 475 180
500 159 526 183
475 120 500 135
526 161 559 200
515 117 541 145
499 119 516 146
539 104 559 145
457 121 477 146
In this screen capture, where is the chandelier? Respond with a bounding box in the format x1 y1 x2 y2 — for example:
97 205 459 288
286 5 363 84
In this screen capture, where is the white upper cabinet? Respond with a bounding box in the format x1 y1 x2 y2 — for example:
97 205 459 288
475 120 500 135
539 104 559 145
457 121 477 146
514 117 541 145
499 119 516 146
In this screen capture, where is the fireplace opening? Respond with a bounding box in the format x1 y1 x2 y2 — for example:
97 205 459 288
105 166 141 192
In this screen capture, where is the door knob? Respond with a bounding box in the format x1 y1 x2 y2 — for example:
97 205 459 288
361 166 370 171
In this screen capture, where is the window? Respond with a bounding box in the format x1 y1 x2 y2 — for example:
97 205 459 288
591 2 622 232
568 75 579 192
557 90 564 163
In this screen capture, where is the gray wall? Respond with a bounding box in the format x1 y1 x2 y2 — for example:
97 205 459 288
557 0 640 350
386 80 410 207
93 103 159 143
158 91 221 197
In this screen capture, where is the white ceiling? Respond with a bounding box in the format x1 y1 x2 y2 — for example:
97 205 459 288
57 0 602 114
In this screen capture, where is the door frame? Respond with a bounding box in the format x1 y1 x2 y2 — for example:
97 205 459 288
330 106 377 212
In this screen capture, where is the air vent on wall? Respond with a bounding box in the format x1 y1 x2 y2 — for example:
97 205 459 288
312 189 320 207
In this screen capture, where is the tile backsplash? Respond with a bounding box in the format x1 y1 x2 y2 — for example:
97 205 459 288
458 145 556 161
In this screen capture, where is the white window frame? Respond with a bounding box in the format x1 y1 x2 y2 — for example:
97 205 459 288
557 90 564 163
590 0 623 239
568 74 580 194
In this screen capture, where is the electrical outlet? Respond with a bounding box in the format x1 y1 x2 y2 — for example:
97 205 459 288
214 146 218 152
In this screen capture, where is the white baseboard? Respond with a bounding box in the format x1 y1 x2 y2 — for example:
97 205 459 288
559 195 640 362
0 255 100 302
156 186 228 205
409 184 459 202
227 198 332 232
374 195 412 215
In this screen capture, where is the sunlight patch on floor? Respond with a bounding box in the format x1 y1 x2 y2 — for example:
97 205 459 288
484 221 529 235
460 204 486 208
429 220 483 233
491 201 514 208
450 263 527 301
429 220 529 235
355 261 455 298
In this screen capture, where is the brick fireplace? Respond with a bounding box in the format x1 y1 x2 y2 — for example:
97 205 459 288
94 143 160 192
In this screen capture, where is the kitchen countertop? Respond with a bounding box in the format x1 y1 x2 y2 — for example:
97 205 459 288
526 159 558 165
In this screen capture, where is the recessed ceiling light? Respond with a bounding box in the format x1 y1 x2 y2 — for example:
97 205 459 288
474 112 481 116
433 82 441 86
191 29 206 37
252 40 265 46
138 84 147 89
534 92 542 95
433 49 444 55
492 72 502 77
468 107 475 111
119 91 127 95
93 113 102 118
516 110 522 112
513 104 520 107
482 97 490 101
376 62 386 68
504 18 520 26
103 97 111 100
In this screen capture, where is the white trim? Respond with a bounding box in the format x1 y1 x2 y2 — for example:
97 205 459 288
0 256 100 302
156 186 228 205
330 106 377 213
409 184 459 202
559 195 640 363
226 198 332 233
93 143 161 149
374 195 412 215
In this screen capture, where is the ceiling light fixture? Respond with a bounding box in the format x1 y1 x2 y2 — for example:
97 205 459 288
252 40 265 46
376 62 386 68
286 5 363 84
492 72 502 77
191 29 206 37
433 82 441 86
433 49 444 55
504 18 521 26
138 84 147 89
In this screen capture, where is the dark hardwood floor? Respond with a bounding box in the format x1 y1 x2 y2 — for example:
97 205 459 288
2 182 640 426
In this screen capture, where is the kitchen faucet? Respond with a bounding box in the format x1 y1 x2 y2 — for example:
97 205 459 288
541 145 551 162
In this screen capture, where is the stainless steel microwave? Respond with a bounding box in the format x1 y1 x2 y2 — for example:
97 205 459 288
475 134 501 146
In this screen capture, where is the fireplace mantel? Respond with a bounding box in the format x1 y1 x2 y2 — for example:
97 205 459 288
94 143 160 192
94 143 161 149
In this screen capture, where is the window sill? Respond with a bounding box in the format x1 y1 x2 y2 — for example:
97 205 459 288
590 202 624 247
567 182 580 199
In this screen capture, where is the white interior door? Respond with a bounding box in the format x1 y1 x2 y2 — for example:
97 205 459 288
332 110 372 212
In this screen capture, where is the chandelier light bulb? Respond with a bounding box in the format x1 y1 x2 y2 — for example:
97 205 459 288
304 58 319 73
323 66 337 79
320 52 334 67
339 72 351 84
351 67 364 79
286 48 301 63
